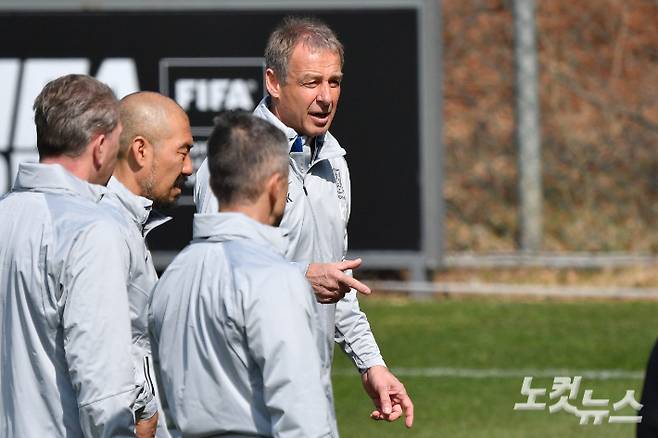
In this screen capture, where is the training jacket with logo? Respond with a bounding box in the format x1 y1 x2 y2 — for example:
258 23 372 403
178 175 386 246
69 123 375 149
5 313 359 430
149 212 333 438
0 163 137 437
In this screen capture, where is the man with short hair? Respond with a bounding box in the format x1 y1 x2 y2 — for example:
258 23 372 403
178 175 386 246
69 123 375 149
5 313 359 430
195 16 413 431
0 74 138 437
151 111 333 437
101 91 194 437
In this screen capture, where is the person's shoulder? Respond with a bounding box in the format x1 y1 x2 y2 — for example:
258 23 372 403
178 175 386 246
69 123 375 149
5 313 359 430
229 238 288 269
56 196 128 248
28 188 118 232
237 252 308 305
99 193 134 232
0 189 42 212
225 239 302 287
79 214 126 245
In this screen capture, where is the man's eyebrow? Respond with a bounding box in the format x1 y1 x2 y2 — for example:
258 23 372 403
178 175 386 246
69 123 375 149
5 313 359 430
299 72 343 81
300 73 322 81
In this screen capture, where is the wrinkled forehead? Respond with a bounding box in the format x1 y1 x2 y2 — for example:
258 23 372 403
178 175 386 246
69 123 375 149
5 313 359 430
287 44 343 75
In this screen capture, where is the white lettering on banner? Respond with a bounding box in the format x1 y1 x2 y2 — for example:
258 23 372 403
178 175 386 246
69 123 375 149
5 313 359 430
0 59 20 151
12 58 140 150
175 78 257 112
95 58 140 99
14 59 90 149
208 79 230 111
225 79 257 111
0 57 140 194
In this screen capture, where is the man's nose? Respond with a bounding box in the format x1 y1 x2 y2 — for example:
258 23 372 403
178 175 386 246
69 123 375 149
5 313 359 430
182 153 193 176
316 82 331 106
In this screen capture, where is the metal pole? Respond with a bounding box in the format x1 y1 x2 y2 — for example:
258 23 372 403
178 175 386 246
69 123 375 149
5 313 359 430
419 0 443 271
513 0 543 252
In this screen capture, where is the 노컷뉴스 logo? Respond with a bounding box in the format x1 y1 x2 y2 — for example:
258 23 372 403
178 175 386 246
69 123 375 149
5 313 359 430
514 376 642 425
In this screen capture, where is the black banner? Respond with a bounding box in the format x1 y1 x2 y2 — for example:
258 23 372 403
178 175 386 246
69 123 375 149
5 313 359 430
0 9 420 253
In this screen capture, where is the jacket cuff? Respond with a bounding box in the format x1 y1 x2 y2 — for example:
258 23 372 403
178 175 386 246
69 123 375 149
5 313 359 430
135 396 158 421
358 356 387 374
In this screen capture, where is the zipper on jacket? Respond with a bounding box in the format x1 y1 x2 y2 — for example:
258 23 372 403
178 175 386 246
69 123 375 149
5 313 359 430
288 154 310 197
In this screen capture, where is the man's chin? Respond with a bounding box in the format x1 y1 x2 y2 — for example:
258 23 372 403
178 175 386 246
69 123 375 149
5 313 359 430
152 194 179 209
305 125 331 138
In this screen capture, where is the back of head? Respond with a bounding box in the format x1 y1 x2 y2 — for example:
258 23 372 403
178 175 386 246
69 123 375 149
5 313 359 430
33 74 119 159
207 111 288 206
265 16 344 82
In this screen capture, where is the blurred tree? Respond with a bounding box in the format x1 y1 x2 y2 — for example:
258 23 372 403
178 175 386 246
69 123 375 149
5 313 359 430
443 0 658 252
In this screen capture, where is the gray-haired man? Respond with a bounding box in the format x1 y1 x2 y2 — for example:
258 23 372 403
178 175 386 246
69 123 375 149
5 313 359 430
151 111 333 437
195 17 414 431
0 75 139 437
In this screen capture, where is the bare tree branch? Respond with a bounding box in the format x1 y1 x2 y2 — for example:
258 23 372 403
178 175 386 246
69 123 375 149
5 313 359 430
547 65 658 134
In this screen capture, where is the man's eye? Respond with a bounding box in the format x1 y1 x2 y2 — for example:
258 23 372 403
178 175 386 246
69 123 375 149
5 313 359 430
303 81 318 88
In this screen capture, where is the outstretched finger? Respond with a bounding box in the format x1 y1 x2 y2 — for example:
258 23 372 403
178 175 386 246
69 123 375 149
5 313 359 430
336 258 363 271
337 272 371 295
399 393 414 428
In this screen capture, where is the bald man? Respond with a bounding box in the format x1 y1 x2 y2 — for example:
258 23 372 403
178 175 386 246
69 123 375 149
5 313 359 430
113 91 194 207
101 91 194 437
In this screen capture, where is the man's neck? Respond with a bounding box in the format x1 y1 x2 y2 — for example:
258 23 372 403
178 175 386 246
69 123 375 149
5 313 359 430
40 155 95 184
112 161 144 197
220 197 274 226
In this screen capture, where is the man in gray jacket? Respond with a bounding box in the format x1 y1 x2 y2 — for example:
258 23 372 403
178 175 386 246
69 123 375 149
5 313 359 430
0 75 140 437
101 91 194 437
151 111 333 437
195 17 414 430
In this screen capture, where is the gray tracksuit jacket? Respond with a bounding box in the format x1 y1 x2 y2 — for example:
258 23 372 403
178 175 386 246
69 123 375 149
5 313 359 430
149 212 333 438
195 98 386 436
101 177 172 437
0 163 137 437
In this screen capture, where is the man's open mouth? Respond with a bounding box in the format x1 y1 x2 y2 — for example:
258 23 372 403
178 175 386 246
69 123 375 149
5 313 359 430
309 111 331 122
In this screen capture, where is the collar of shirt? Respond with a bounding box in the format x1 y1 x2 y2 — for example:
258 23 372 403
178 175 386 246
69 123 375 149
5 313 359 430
254 97 326 154
12 162 107 202
192 211 290 257
106 176 172 235
253 97 346 162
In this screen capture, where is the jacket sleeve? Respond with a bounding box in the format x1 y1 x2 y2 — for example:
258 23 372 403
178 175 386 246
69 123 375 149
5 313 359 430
62 221 137 438
333 160 386 373
334 291 386 373
244 266 332 438
194 158 220 214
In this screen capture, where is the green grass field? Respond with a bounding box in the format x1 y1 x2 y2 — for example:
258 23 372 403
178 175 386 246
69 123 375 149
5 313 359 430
332 297 658 437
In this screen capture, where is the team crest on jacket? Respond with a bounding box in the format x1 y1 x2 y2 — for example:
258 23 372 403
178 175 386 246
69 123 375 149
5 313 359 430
333 168 345 200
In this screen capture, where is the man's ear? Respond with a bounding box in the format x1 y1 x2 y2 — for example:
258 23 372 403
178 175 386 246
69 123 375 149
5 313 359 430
129 136 149 168
265 68 281 99
91 133 106 171
265 172 287 206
